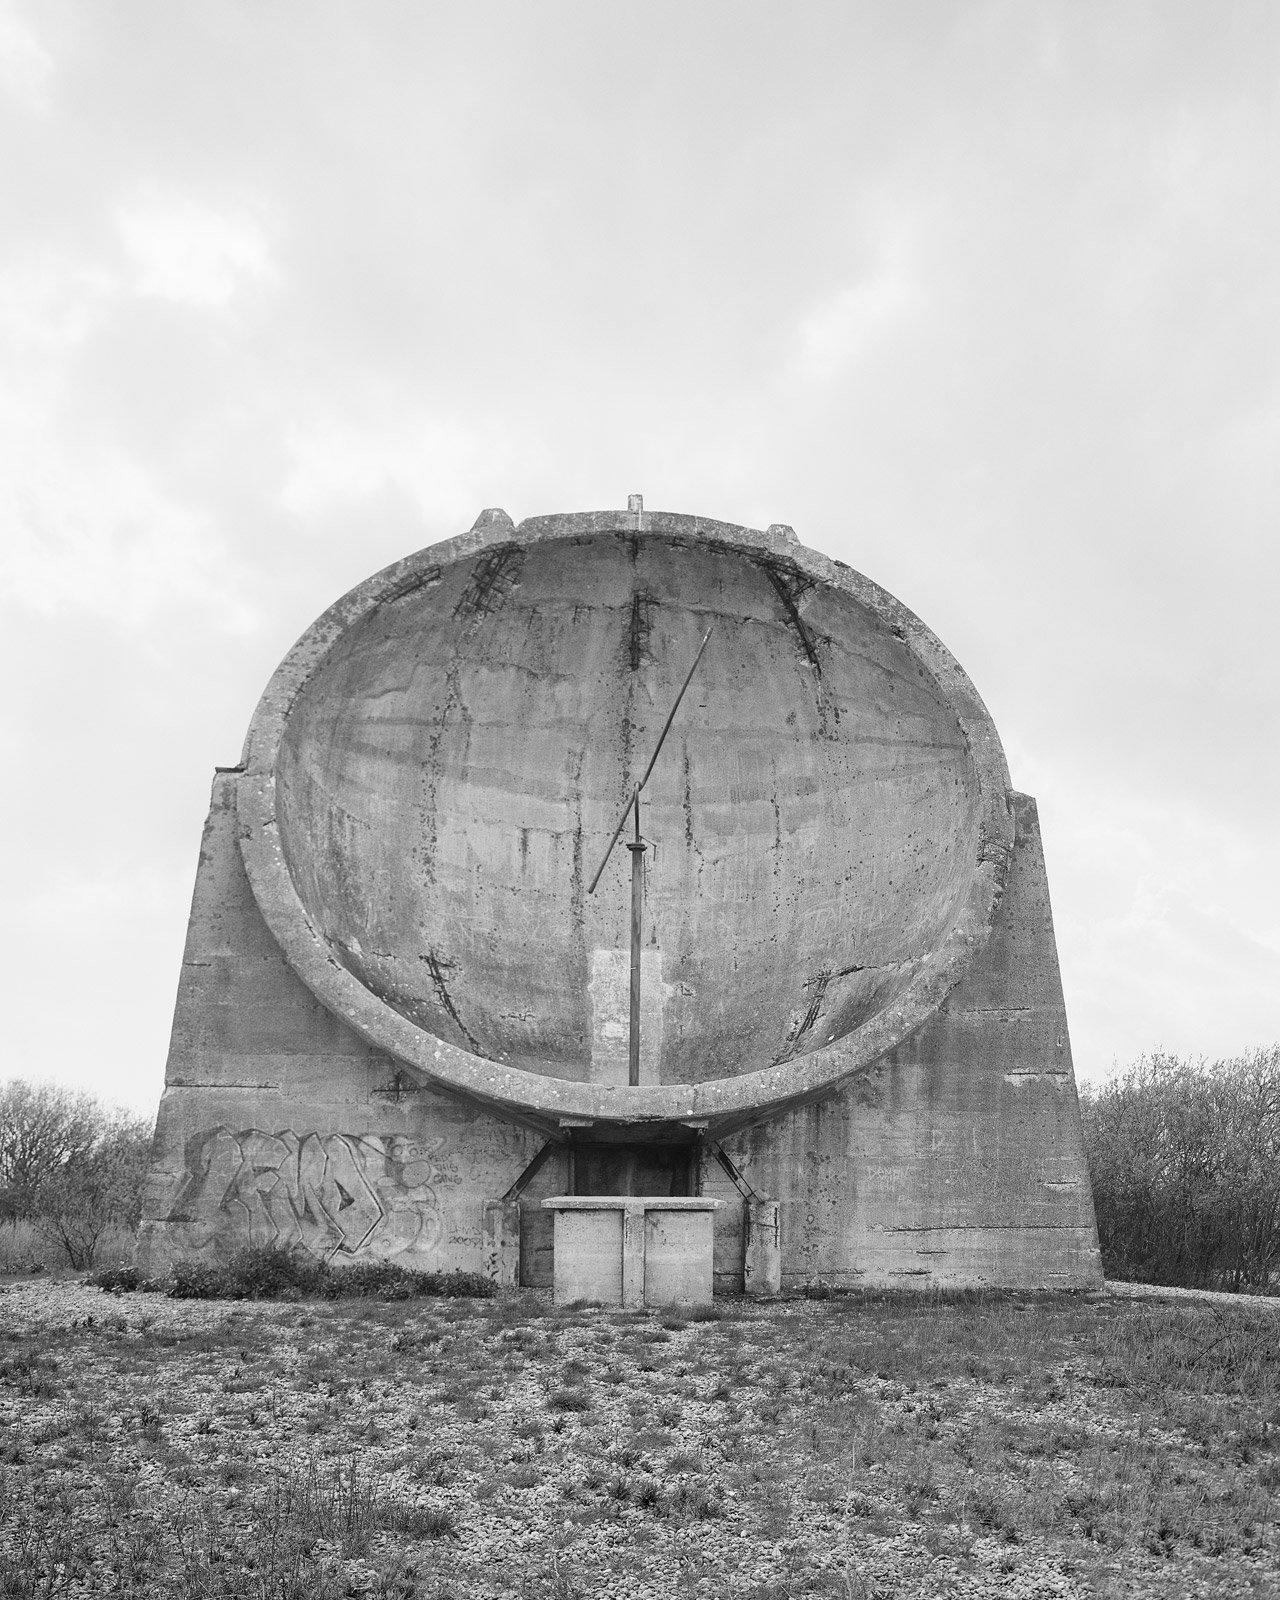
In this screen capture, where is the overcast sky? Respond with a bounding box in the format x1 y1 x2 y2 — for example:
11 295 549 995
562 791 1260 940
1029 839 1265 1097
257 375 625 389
2 2 1277 1115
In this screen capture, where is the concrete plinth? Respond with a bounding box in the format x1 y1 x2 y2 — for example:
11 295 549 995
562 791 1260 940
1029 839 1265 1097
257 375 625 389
482 1200 521 1288
744 1200 782 1296
542 1197 722 1308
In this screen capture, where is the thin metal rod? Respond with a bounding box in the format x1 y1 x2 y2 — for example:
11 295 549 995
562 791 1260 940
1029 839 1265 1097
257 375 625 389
587 784 639 897
586 625 713 895
636 626 714 793
626 792 645 1088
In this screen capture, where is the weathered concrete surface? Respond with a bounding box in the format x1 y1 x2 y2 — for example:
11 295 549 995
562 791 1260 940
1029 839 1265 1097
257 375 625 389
143 509 1099 1292
142 775 1095 1291
644 1206 719 1307
542 1198 720 1307
269 531 985 1087
745 1200 783 1296
547 1206 625 1305
482 1200 520 1287
718 793 1102 1289
588 949 667 1086
138 773 547 1276
236 510 1014 1127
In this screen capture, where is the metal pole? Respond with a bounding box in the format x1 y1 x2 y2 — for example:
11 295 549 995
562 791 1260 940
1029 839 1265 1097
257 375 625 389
587 625 713 897
635 626 714 794
624 790 646 1087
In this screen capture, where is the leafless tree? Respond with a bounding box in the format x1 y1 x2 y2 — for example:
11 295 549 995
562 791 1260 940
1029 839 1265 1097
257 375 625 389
0 1079 102 1222
33 1113 152 1270
0 1079 153 1267
1081 1047 1280 1291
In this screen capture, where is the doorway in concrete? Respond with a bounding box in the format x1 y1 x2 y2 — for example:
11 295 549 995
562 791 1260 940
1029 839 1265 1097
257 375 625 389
512 1127 702 1289
571 1132 696 1198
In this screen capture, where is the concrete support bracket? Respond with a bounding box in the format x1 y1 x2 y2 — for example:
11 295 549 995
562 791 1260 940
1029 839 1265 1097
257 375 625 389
482 1199 521 1287
744 1198 782 1297
621 1206 646 1308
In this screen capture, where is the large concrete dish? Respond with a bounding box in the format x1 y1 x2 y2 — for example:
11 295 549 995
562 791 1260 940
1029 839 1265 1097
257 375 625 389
237 509 1014 1126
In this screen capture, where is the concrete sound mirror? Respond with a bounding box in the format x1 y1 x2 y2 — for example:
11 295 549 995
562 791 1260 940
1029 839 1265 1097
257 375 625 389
141 504 1101 1295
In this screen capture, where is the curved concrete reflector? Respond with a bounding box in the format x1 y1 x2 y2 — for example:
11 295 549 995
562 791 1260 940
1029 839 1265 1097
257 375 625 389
237 510 1014 1127
142 504 1100 1293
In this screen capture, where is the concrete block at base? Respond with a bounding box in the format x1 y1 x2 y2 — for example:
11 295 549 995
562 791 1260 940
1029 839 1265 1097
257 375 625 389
550 1209 625 1305
482 1201 521 1288
543 1198 721 1308
644 1209 716 1306
744 1200 782 1296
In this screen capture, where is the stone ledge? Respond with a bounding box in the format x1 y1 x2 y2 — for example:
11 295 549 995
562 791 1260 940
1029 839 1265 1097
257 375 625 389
540 1197 723 1212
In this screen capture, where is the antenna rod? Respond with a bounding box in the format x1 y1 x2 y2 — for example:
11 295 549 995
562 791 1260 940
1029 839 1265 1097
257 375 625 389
625 791 645 1086
636 625 714 795
587 784 639 899
587 626 713 895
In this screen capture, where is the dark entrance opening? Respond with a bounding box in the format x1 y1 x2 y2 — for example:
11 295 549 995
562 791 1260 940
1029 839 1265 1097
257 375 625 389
515 1125 703 1288
570 1128 697 1198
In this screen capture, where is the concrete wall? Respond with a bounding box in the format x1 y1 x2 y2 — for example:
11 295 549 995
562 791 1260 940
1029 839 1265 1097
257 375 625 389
142 778 1099 1291
718 792 1101 1288
236 511 1015 1134
270 533 987 1087
139 772 546 1276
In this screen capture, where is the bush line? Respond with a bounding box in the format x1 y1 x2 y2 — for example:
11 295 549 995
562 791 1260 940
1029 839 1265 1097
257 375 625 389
90 1242 495 1301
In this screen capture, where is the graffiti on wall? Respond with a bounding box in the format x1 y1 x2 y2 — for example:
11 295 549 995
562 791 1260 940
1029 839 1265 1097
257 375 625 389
154 1128 445 1260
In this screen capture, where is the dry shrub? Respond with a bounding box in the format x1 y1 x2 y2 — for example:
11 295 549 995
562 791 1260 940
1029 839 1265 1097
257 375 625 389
165 1244 495 1302
1082 1048 1280 1291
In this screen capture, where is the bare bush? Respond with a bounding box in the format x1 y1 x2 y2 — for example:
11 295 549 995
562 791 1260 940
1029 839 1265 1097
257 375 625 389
1081 1048 1280 1292
33 1114 152 1269
0 1078 152 1269
0 1079 102 1221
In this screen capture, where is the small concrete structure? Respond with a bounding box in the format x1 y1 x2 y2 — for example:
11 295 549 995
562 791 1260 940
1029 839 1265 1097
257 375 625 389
744 1199 783 1297
140 503 1102 1293
542 1197 722 1307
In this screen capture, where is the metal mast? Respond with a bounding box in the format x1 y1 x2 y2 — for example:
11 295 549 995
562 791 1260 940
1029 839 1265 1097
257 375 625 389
588 626 713 1086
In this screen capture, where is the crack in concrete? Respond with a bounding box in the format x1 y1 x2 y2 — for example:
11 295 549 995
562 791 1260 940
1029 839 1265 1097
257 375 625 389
451 545 523 620
421 951 484 1056
763 564 821 674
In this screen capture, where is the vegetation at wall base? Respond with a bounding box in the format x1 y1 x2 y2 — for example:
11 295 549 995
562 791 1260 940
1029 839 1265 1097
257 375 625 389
7 1045 1280 1297
90 1243 495 1301
1081 1047 1280 1294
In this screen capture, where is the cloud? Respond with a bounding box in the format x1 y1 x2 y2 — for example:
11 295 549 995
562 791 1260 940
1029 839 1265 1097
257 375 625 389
0 254 117 353
277 397 530 528
0 253 259 634
116 191 277 309
6 863 193 1114
1009 748 1280 1082
20 861 187 931
0 409 259 633
0 0 53 113
791 247 919 384
1068 875 1280 1083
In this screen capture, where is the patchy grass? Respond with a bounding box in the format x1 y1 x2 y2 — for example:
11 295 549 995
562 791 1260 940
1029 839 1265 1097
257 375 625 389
0 1281 1276 1598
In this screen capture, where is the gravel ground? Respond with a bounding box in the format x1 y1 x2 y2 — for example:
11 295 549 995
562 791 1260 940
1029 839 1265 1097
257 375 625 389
0 1276 1276 1600
1105 1280 1280 1313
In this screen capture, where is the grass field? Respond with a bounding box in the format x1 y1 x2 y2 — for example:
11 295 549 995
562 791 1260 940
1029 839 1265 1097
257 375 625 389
0 1278 1276 1599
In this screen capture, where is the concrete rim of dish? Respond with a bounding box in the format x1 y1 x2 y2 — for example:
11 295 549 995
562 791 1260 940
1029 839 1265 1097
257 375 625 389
235 508 1015 1129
